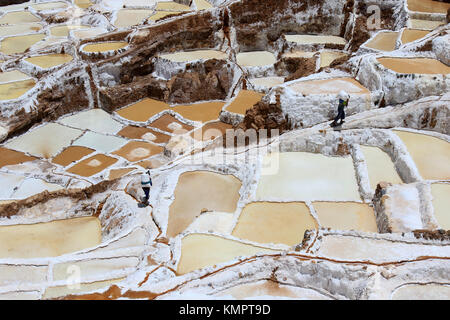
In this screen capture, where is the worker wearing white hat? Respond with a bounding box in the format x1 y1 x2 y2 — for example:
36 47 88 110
141 169 152 204
331 90 350 127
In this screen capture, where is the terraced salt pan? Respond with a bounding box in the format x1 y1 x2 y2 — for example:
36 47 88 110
231 202 317 246
191 121 233 141
407 0 450 14
194 0 213 10
0 11 40 24
50 25 90 37
51 146 95 167
5 123 83 158
75 0 93 9
289 77 370 96
171 101 225 122
0 79 35 100
377 57 450 74
167 171 242 238
392 284 450 300
430 183 450 230
216 280 332 300
43 278 124 299
0 23 43 37
401 29 430 45
249 77 284 88
148 11 183 22
155 1 191 11
81 41 128 53
73 131 128 154
284 34 346 45
0 172 25 199
60 109 123 135
186 211 234 234
116 98 169 122
394 130 450 180
0 70 31 83
25 53 73 69
319 51 347 68
364 31 399 52
225 90 264 115
10 178 63 199
0 147 36 168
256 152 361 201
312 202 378 233
0 217 101 259
108 167 136 180
72 28 107 39
149 114 194 134
66 154 118 177
360 145 402 191
318 234 450 263
0 33 46 55
159 50 227 63
118 126 171 144
112 141 163 162
113 9 154 28
236 51 277 67
177 234 277 275
31 1 68 11
409 19 444 30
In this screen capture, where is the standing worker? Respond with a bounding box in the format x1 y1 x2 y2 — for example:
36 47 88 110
141 169 152 205
331 90 350 127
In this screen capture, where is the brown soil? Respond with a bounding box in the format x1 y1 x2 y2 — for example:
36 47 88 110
0 147 37 168
52 146 95 167
281 56 318 82
149 114 194 133
67 154 118 177
118 126 171 144
112 141 164 162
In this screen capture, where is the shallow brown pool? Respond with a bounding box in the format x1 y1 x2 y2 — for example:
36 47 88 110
118 126 171 144
0 147 36 169
67 154 118 177
225 90 264 115
116 98 169 122
52 146 95 167
149 114 194 134
364 31 399 51
191 121 233 141
171 101 225 122
112 141 163 162
377 57 450 74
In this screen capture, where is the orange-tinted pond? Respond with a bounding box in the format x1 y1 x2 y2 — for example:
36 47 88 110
118 126 171 144
52 146 95 167
171 101 225 122
377 58 450 74
0 147 36 169
112 141 163 162
116 98 169 122
67 154 118 177
225 90 264 115
191 121 233 141
149 114 194 134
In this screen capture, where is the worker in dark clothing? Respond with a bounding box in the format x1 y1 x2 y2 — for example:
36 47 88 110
331 90 350 127
141 169 152 204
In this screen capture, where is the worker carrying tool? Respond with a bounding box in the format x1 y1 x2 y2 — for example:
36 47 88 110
331 90 350 127
141 169 152 205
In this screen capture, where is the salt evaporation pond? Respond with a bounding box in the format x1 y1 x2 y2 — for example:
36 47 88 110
236 51 277 67
0 217 101 259
364 31 399 51
82 41 128 53
25 53 73 69
377 58 450 74
0 33 46 55
430 183 450 230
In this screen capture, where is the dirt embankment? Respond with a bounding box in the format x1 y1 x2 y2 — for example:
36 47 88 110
0 180 117 219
